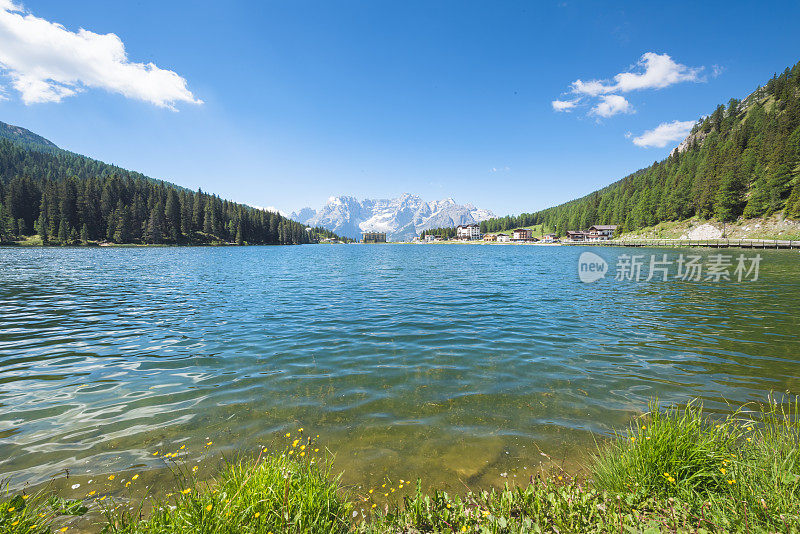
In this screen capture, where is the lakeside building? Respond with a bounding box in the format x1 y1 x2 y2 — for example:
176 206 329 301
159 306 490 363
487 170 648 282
586 225 618 241
542 233 558 243
565 230 588 241
564 225 618 242
483 233 498 241
511 228 533 241
497 234 510 242
456 224 482 240
362 232 387 243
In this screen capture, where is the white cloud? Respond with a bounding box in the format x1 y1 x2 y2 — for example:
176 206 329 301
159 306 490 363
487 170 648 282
632 120 695 148
0 0 201 109
553 53 706 119
551 98 579 112
612 52 702 92
569 53 703 96
590 95 632 118
570 79 607 96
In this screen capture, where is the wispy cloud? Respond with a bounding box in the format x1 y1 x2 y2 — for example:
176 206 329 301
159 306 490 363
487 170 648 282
0 0 201 109
632 120 695 148
553 52 706 119
551 99 579 112
590 95 632 118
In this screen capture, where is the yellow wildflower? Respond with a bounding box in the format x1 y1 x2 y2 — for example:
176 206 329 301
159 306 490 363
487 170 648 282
108 475 115 481
368 489 373 494
88 491 96 496
720 468 726 474
254 512 260 518
132 474 139 481
22 495 29 500
206 504 213 511
12 521 19 526
179 445 186 450
9 507 15 512
292 439 299 447
206 441 213 446
285 433 290 438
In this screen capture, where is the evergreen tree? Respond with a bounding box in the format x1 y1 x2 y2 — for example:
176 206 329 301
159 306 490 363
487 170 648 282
165 189 181 241
144 203 165 244
58 219 69 243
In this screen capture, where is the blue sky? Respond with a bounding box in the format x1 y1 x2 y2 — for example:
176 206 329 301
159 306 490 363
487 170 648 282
0 0 798 217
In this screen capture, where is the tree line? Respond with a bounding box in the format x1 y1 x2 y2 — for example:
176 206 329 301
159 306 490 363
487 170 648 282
481 60 800 236
0 137 345 245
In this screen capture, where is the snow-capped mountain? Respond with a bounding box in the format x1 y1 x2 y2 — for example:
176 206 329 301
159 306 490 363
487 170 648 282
290 194 495 241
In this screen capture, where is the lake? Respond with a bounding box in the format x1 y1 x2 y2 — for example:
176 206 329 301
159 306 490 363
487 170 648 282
1 244 799 497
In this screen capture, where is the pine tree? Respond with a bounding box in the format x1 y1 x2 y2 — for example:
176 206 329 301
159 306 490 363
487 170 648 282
165 189 181 242
58 219 69 243
144 203 165 244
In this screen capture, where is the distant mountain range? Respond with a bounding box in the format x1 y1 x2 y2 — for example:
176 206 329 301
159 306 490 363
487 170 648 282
291 194 495 241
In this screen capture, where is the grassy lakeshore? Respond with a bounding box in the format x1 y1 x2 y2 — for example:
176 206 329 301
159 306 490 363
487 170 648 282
2 397 798 533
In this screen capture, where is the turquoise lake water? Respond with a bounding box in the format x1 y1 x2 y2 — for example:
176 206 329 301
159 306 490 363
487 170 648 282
1 245 799 496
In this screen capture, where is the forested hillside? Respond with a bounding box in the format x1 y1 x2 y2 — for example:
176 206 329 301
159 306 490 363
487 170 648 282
481 61 800 236
0 125 341 245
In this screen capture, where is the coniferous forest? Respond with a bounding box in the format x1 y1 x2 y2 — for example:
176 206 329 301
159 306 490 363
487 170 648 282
0 127 346 245
481 61 800 236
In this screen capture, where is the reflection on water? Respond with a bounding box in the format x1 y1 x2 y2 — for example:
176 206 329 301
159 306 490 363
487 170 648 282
0 245 798 494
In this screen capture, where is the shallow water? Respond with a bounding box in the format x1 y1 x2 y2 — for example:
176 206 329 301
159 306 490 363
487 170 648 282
1 244 799 497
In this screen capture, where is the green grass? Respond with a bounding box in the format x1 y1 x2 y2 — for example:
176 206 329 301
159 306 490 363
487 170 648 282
592 396 800 531
101 446 351 534
0 483 87 534
3 396 798 533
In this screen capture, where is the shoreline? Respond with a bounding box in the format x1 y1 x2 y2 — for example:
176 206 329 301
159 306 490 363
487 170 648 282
3 397 796 532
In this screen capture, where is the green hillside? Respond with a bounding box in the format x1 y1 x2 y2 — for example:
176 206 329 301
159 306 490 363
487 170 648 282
482 60 800 236
0 122 346 245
